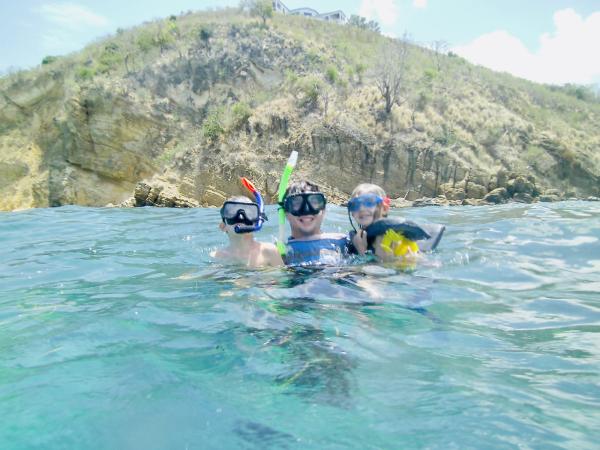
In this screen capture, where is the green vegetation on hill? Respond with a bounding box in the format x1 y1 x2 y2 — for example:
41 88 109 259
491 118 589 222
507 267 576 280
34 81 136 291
0 7 598 210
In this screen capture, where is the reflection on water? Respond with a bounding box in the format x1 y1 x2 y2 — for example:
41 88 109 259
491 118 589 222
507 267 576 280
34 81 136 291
1 202 600 449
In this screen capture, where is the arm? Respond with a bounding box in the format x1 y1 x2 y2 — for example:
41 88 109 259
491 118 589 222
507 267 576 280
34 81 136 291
352 230 369 255
261 243 284 267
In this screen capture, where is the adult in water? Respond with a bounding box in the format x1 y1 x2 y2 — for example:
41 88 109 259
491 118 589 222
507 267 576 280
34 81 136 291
281 180 349 266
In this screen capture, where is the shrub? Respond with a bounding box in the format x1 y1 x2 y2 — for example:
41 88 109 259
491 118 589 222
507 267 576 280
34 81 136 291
423 68 437 83
306 50 322 66
202 109 224 141
136 30 155 53
285 69 298 85
166 20 179 37
325 65 338 84
231 102 252 128
345 65 355 79
104 42 119 53
156 27 175 52
415 91 430 111
97 51 122 74
198 25 213 43
297 75 323 109
355 62 367 82
347 15 380 33
42 55 58 65
76 66 96 80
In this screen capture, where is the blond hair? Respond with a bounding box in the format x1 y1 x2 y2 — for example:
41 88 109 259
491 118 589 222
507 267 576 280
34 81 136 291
349 183 388 219
226 195 253 203
350 183 386 199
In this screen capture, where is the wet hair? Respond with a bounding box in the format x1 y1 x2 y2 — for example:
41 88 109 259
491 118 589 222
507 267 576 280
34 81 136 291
350 183 386 199
283 180 320 198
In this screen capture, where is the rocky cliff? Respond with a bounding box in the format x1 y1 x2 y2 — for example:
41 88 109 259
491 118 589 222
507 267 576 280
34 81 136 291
1 9 599 211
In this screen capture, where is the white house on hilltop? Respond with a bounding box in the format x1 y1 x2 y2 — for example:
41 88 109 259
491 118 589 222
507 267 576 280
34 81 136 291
272 0 346 24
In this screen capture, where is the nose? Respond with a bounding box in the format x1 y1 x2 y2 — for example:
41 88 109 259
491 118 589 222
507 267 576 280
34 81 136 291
301 200 312 215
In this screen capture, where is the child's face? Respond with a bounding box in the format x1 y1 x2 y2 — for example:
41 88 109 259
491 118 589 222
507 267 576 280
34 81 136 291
350 193 384 227
352 203 380 227
219 221 244 238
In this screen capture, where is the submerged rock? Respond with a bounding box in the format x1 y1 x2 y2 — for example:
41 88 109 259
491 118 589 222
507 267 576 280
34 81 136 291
540 194 561 202
513 192 534 203
389 197 413 208
462 198 484 206
412 196 449 207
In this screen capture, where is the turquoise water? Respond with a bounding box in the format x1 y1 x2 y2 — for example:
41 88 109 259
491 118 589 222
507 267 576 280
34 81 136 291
1 202 599 449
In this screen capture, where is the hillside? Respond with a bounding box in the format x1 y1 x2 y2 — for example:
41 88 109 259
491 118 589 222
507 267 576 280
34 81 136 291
1 7 599 211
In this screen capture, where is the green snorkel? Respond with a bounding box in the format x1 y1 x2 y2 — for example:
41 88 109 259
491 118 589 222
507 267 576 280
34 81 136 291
277 151 299 256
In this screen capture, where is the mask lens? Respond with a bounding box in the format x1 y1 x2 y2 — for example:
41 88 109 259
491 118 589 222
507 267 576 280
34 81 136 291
348 194 381 212
289 195 305 214
221 202 259 223
307 193 326 211
284 193 326 216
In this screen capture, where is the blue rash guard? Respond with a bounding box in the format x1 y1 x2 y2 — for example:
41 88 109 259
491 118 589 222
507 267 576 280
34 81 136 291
284 233 350 266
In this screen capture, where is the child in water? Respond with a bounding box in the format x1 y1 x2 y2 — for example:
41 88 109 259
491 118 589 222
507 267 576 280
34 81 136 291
213 195 283 267
348 183 419 263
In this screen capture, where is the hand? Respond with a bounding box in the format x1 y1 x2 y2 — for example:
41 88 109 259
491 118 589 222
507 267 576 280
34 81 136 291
353 230 368 255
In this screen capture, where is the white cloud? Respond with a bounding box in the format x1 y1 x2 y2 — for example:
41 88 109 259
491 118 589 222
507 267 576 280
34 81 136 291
413 0 427 9
359 0 400 26
452 9 600 85
35 3 109 30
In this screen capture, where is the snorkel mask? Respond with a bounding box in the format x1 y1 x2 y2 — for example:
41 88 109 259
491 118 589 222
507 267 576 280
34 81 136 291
220 177 267 234
347 193 391 232
282 192 327 216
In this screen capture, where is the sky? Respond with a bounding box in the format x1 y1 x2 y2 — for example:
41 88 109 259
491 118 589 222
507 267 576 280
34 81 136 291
1 0 599 85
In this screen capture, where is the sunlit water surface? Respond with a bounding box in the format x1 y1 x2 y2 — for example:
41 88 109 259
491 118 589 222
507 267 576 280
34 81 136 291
1 202 599 449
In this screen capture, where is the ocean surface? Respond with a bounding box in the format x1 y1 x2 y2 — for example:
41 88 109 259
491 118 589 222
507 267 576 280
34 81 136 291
1 202 599 449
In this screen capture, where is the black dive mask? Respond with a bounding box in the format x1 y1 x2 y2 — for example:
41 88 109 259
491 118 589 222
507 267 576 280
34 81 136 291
282 193 327 216
220 201 260 226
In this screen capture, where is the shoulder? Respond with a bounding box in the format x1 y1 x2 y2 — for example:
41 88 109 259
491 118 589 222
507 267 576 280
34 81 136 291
258 241 278 254
212 247 229 259
258 242 284 266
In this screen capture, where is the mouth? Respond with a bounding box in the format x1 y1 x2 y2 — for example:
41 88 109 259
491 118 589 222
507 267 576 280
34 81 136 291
297 216 315 225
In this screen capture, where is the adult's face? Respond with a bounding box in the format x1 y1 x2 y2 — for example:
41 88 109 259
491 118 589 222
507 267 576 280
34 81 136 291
287 210 325 238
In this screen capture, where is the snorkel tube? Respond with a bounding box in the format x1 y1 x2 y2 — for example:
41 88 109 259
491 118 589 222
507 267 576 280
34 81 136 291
277 151 299 256
234 177 266 234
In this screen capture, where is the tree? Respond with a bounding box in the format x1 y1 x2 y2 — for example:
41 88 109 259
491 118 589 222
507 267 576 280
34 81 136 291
429 40 448 72
241 0 273 26
374 39 410 115
347 15 380 33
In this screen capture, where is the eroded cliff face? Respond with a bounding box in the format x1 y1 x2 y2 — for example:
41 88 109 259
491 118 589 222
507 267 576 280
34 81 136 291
1 17 599 211
0 76 166 210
